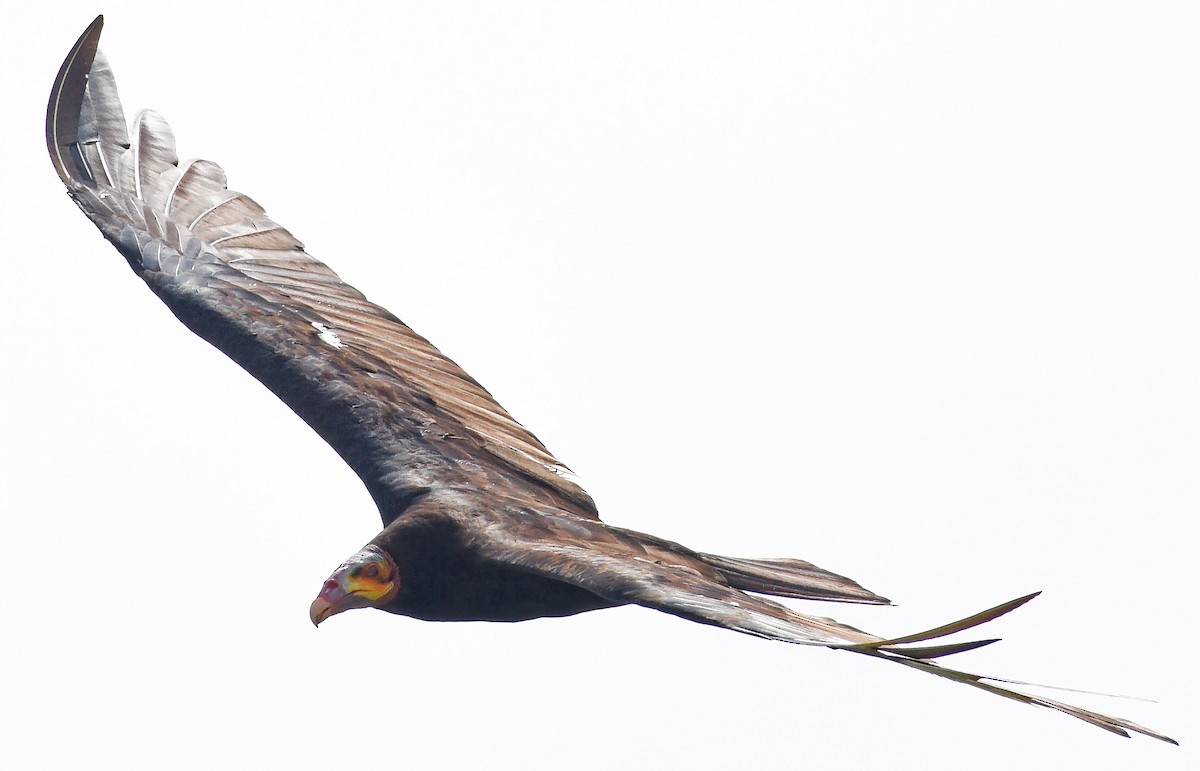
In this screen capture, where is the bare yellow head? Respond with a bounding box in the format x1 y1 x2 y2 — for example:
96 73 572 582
308 545 399 626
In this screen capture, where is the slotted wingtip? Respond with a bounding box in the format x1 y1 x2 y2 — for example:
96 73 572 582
886 637 1001 660
47 15 105 185
873 591 1042 648
843 590 1177 744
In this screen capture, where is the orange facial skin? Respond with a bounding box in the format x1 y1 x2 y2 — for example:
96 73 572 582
309 546 399 626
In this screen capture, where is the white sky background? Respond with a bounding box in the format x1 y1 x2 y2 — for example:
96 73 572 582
2 1 1197 768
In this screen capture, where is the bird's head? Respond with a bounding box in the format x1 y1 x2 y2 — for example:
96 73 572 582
309 545 400 626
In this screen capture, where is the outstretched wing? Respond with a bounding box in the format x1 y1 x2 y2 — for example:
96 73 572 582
469 504 1176 744
47 17 598 523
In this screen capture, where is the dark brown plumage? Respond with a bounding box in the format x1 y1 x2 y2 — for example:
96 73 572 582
48 16 1175 744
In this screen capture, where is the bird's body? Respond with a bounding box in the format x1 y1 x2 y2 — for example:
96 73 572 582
364 501 620 623
48 16 1175 744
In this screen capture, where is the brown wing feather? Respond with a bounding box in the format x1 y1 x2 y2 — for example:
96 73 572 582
47 17 598 523
470 505 1175 744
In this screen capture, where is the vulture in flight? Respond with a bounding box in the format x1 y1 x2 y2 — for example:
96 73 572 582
48 17 1174 744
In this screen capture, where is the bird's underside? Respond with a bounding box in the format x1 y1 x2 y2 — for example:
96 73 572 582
47 16 1175 744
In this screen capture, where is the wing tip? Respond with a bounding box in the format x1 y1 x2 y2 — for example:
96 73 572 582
843 590 1176 744
870 590 1042 648
47 15 106 185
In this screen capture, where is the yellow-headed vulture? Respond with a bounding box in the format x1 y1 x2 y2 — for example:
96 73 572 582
47 17 1174 744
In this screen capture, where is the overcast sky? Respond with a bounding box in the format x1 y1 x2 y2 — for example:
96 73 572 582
3 2 1197 769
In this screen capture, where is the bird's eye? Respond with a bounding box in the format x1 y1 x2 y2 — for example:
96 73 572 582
364 563 380 579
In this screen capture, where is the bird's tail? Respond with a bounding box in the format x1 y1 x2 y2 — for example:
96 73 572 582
698 552 891 605
609 526 890 605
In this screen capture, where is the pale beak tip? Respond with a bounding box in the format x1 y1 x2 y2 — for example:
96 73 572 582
309 598 332 628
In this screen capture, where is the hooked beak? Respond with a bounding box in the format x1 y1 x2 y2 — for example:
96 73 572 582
309 579 350 627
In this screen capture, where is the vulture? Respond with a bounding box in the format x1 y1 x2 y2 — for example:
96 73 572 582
48 16 1174 744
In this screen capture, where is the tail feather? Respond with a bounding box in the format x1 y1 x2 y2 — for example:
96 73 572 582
700 553 891 605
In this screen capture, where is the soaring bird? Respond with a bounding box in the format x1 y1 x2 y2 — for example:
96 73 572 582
47 16 1173 744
